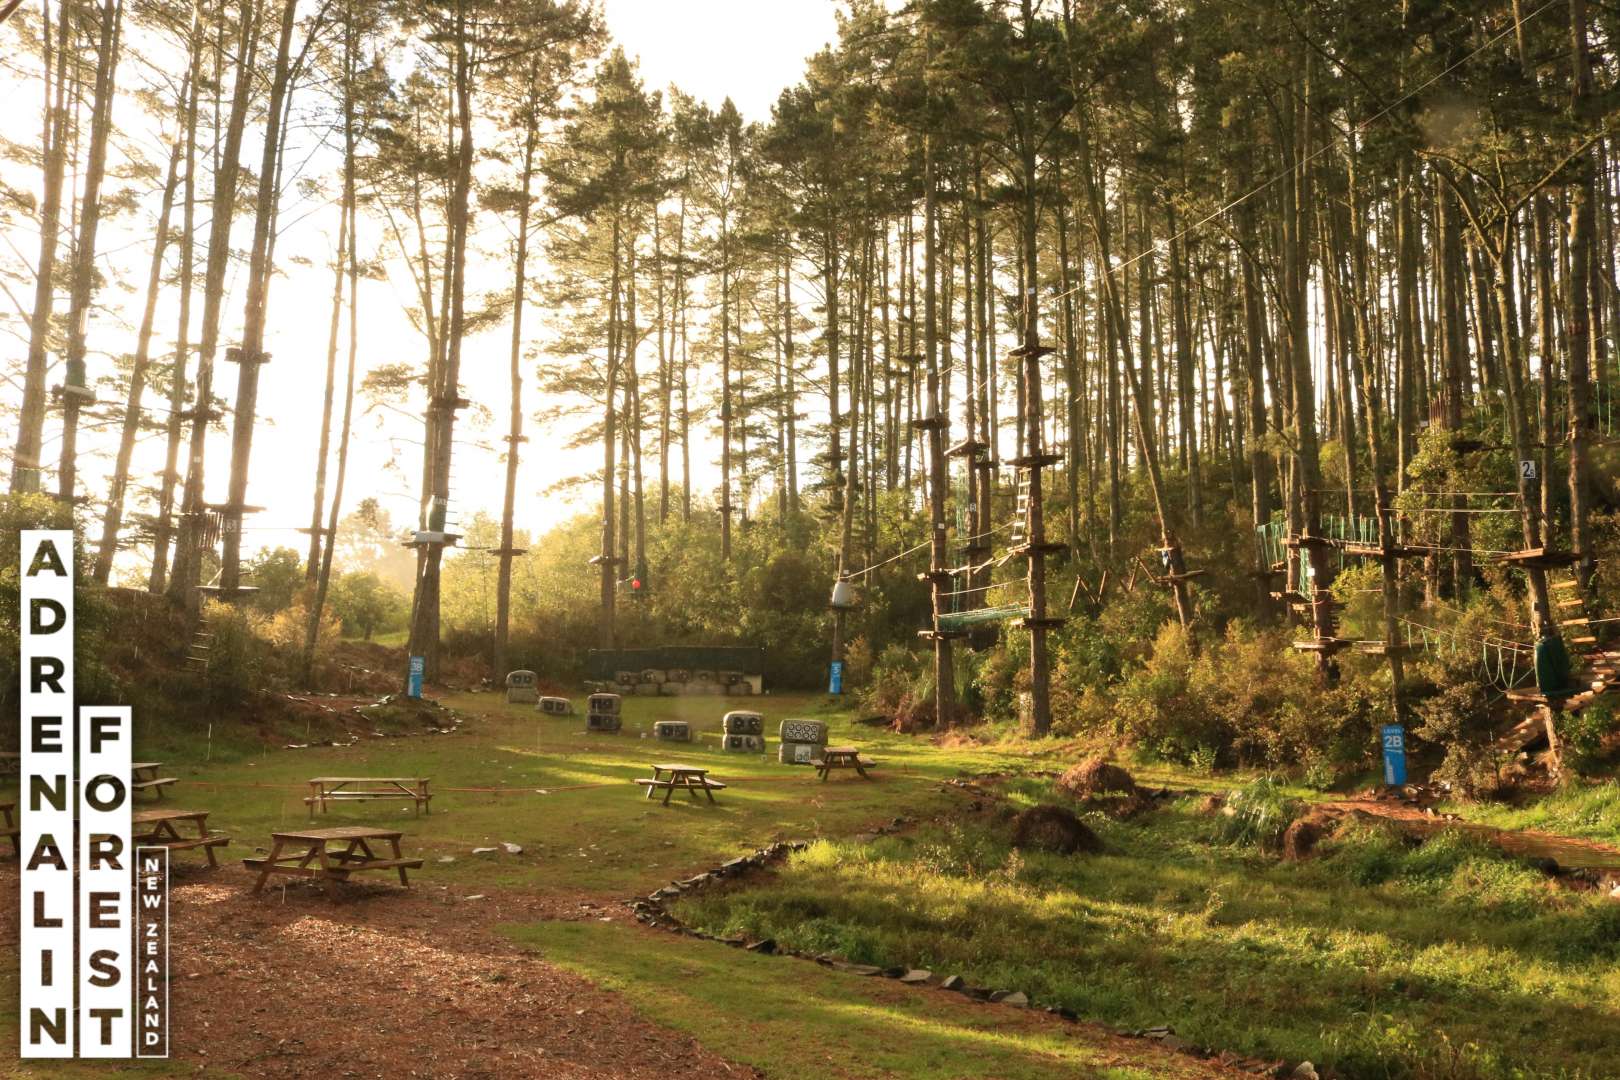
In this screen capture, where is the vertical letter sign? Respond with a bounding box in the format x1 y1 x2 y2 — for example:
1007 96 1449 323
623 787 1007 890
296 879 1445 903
1381 723 1408 787
828 660 844 696
407 655 425 699
22 531 74 1057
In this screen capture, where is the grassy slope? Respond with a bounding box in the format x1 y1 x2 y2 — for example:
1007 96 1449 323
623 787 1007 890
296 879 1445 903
674 797 1620 1080
511 921 1204 1080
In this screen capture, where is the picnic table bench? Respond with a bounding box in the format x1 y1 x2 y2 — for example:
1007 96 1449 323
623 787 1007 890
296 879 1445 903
634 763 727 805
131 762 176 800
243 827 421 894
305 777 432 818
133 808 229 867
1 802 16 857
812 746 875 781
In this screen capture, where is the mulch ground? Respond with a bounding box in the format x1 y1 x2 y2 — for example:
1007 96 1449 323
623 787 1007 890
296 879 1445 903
0 861 750 1079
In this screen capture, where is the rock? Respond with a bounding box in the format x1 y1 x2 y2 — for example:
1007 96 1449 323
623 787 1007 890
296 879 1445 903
471 847 498 855
462 894 487 901
999 991 1029 1007
1291 1063 1320 1080
940 975 965 991
501 842 523 855
745 939 776 954
436 856 456 864
881 966 906 978
1142 1026 1173 1039
832 962 882 976
1010 805 1103 855
899 969 932 984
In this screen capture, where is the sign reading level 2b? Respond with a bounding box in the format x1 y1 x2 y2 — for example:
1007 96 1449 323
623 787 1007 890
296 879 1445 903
1381 724 1408 787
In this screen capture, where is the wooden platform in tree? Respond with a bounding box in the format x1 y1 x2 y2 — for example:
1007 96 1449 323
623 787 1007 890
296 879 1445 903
1341 544 1438 560
1496 548 1579 571
1018 616 1068 631
1292 638 1352 655
946 439 989 458
1007 452 1065 469
1009 541 1068 558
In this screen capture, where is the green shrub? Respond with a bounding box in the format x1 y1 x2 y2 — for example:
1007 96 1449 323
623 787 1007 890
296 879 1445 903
1214 775 1303 851
1413 658 1501 797
1559 698 1616 777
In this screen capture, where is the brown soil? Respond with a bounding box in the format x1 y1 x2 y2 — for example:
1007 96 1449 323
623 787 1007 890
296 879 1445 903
1010 804 1103 854
1058 758 1138 800
1282 814 1333 861
0 861 746 1079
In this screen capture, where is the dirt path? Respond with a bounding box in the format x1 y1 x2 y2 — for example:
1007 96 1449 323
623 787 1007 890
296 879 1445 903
0 862 745 1079
1324 796 1620 873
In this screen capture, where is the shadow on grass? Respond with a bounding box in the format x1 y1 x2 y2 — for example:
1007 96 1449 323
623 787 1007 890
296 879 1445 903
673 812 1620 1079
506 919 1216 1080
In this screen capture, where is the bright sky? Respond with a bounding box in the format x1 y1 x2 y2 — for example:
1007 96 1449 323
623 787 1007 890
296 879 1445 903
0 0 851 585
601 0 843 121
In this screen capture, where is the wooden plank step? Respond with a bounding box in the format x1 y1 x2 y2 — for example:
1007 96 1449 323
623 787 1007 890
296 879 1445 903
1552 578 1580 590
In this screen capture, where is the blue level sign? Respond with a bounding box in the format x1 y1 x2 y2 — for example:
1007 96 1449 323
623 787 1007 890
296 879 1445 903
828 660 844 696
1381 723 1407 786
407 655 425 699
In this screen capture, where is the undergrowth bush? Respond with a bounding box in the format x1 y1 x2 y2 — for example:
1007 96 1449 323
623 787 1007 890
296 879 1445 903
1559 698 1616 777
1214 776 1303 851
1413 655 1501 797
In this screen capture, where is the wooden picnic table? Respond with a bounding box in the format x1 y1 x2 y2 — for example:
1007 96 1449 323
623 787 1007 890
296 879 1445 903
305 777 432 818
634 763 727 806
812 745 875 781
243 827 422 894
131 762 177 800
133 808 229 867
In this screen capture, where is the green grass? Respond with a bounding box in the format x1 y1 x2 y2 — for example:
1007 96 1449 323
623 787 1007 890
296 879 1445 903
1437 780 1620 847
112 690 1027 895
505 920 1189 1080
672 792 1620 1080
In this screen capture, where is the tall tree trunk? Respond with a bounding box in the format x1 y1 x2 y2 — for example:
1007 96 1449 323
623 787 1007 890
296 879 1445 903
304 199 347 586
1567 0 1597 590
58 0 126 503
303 16 359 683
11 1 70 493
220 0 300 594
170 0 262 605
406 0 475 681
149 9 203 593
94 136 181 582
494 99 538 678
